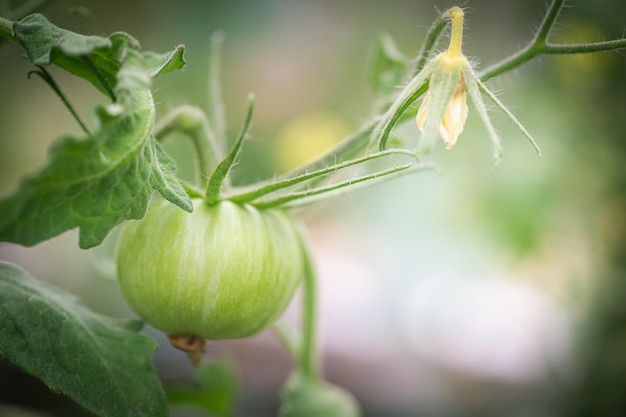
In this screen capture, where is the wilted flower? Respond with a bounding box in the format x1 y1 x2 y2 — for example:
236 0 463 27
416 76 468 149
415 7 542 161
376 6 541 162
416 7 472 151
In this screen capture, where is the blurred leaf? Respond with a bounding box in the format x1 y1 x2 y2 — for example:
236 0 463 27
142 44 186 77
367 33 408 99
278 373 360 417
0 49 192 249
0 406 55 417
167 362 237 417
0 262 167 417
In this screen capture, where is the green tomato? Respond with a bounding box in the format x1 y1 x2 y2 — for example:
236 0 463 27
116 198 304 341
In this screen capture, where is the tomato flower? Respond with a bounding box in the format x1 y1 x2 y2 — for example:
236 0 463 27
416 76 468 149
415 8 470 150
409 7 541 162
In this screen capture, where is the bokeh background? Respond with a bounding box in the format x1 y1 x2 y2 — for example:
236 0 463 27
1 0 626 416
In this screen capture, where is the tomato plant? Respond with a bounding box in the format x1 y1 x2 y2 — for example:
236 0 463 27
0 1 625 416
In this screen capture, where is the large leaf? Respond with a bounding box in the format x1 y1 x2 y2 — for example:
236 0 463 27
0 262 168 417
0 49 192 249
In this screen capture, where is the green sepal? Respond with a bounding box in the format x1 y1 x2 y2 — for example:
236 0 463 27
0 50 192 249
279 373 360 417
0 261 168 417
205 94 255 204
462 66 503 163
252 162 414 210
470 69 541 158
228 149 418 205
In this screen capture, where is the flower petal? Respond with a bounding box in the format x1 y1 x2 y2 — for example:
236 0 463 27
440 78 468 148
419 63 461 152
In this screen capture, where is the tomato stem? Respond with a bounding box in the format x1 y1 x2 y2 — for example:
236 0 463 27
299 240 320 379
154 105 221 188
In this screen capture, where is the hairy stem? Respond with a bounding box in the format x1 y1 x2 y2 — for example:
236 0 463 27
154 105 221 187
29 67 91 136
410 8 450 78
533 0 565 46
0 16 16 43
479 0 561 81
543 39 626 54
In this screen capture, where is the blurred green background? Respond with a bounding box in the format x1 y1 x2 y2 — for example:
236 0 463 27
1 0 626 416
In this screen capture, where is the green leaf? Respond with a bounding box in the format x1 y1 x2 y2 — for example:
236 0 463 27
167 362 237 417
143 44 186 77
0 49 192 249
367 33 407 99
13 13 122 98
279 373 360 417
0 262 168 417
12 14 186 98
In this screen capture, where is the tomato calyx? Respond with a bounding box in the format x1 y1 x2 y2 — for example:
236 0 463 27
169 333 206 365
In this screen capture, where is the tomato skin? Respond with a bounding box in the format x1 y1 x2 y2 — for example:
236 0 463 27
116 198 304 340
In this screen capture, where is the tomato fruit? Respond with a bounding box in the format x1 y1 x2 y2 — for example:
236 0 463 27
116 198 304 340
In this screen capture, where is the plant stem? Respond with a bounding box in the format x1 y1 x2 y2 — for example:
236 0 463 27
154 105 220 187
533 0 564 46
82 56 116 102
479 0 561 81
299 241 319 379
272 320 299 361
410 8 450 78
29 67 91 136
543 39 626 54
0 16 16 43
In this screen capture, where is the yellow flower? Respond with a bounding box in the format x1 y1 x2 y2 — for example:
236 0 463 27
415 7 470 150
376 6 541 161
416 76 468 149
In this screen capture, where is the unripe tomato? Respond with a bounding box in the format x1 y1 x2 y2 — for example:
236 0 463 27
116 198 304 340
